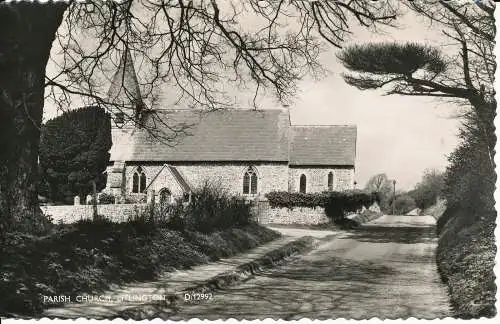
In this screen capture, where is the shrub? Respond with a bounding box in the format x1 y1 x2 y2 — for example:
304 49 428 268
390 194 417 215
408 169 445 210
181 182 253 233
98 192 115 204
122 194 147 204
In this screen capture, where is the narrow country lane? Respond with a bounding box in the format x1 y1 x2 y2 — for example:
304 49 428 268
166 215 451 320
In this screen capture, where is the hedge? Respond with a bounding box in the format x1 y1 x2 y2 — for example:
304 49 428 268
265 190 379 221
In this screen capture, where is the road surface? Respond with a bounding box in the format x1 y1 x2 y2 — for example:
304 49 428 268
165 215 451 320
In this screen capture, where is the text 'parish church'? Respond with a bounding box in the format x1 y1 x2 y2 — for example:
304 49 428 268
103 50 357 203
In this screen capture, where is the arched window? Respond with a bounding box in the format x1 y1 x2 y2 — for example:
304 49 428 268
299 174 307 193
243 166 258 195
328 172 334 191
115 112 125 126
132 166 147 193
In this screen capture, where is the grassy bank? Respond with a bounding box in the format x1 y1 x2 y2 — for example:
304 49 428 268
0 220 279 317
436 208 496 318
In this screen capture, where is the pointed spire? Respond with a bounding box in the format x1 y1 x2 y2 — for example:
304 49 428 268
107 47 144 111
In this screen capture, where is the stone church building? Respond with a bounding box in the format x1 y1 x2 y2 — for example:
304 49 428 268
103 50 357 203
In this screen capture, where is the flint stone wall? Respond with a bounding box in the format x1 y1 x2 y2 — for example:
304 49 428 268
41 204 148 223
255 200 381 225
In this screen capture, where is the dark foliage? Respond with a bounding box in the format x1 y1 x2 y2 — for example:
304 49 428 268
436 209 496 318
435 101 496 318
389 194 417 215
39 106 112 203
176 183 253 233
265 190 379 221
98 192 115 204
338 42 447 77
408 169 445 210
443 102 496 214
0 219 279 316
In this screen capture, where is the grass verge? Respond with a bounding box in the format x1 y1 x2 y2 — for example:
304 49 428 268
116 236 316 320
436 209 496 318
0 221 279 317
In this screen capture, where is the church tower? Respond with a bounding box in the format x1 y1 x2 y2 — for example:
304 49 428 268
104 47 145 200
107 47 145 127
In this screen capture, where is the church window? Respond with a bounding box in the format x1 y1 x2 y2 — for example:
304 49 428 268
243 166 258 195
328 172 334 191
115 112 125 125
132 166 147 193
299 174 307 193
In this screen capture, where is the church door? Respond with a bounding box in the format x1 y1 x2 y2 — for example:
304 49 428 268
159 188 172 205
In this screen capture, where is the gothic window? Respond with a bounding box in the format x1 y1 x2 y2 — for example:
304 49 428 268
328 172 334 191
299 174 307 193
115 112 125 125
243 166 258 195
132 166 147 193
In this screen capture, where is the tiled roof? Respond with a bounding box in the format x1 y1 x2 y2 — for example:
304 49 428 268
112 109 291 162
167 165 191 192
289 125 356 166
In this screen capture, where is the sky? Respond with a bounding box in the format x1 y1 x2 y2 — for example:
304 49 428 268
287 12 462 190
43 3 464 191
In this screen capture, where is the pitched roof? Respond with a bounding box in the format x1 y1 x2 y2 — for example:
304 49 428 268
289 125 356 166
111 109 291 162
167 165 191 192
107 48 143 107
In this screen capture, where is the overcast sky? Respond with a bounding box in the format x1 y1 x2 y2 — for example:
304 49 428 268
43 4 463 191
287 11 462 190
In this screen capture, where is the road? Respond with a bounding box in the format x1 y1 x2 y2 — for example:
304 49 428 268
165 215 451 320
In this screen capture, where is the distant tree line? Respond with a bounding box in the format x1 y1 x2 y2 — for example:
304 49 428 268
364 169 445 215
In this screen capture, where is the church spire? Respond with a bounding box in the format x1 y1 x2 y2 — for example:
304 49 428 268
107 47 144 121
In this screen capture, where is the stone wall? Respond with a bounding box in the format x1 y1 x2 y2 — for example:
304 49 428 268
41 204 148 224
125 162 289 198
254 200 381 225
288 166 355 193
254 200 330 225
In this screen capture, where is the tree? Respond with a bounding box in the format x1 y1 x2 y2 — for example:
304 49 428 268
39 106 111 203
390 194 417 215
364 173 392 213
0 0 397 233
408 168 445 210
337 0 495 215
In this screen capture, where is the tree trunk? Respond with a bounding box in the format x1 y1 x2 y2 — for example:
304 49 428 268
0 2 68 234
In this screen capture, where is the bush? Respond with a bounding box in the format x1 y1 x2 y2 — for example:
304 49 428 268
390 194 417 215
436 208 496 318
98 192 115 204
265 190 379 221
408 169 445 210
181 182 253 233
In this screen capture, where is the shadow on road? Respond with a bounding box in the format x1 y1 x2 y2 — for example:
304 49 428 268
264 256 396 284
115 221 450 320
345 225 437 244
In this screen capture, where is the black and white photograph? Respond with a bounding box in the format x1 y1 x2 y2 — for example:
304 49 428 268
0 0 496 321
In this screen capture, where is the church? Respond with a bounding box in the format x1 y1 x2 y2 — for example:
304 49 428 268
103 50 357 203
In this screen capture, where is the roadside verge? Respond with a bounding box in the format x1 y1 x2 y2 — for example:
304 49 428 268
116 236 316 319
